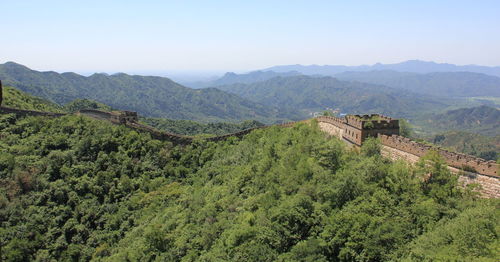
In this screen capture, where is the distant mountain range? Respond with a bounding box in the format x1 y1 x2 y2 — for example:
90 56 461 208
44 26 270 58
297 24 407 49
335 70 500 97
215 75 456 118
262 60 500 77
195 61 500 98
2 61 497 125
0 62 299 123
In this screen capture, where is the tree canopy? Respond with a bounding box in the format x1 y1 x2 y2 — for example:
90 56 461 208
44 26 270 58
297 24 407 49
0 113 498 261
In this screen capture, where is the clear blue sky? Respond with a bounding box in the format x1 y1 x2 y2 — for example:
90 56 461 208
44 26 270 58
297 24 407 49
1 0 499 74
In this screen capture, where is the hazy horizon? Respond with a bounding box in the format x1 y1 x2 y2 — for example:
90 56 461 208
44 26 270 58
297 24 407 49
2 1 500 74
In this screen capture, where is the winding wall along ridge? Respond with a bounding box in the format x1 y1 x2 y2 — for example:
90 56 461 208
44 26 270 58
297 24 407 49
2 106 499 197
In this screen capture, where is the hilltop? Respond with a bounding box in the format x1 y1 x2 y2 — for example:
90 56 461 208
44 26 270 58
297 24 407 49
1 85 64 113
0 62 298 123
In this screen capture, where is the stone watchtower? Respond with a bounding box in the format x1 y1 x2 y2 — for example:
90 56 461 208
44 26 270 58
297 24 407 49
110 110 138 124
342 114 399 146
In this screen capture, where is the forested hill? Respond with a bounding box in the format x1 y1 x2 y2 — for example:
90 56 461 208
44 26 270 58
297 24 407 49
1 111 498 261
0 62 298 123
335 70 500 97
188 70 302 88
429 131 500 160
1 85 64 113
215 75 451 118
0 85 270 136
416 105 500 136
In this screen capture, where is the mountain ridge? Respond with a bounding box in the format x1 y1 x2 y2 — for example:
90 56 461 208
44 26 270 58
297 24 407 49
215 75 454 118
335 70 500 97
263 60 500 77
0 62 296 123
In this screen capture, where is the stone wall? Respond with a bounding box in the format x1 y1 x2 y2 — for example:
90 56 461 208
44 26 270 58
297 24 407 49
381 144 500 198
318 122 343 139
379 134 498 177
315 115 345 128
78 109 112 120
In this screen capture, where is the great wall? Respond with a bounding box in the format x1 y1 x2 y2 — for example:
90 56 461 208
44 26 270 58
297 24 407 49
0 80 499 198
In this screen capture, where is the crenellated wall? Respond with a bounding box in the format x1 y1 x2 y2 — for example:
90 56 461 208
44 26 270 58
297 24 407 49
379 134 499 198
379 134 498 177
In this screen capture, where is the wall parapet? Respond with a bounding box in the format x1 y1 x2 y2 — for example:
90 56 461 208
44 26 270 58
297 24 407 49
346 114 399 129
379 134 499 178
316 115 345 128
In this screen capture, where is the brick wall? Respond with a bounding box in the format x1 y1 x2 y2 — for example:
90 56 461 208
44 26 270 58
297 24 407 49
379 134 499 178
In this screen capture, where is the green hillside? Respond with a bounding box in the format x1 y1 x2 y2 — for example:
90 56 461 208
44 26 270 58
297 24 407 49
429 131 499 160
0 112 497 261
63 99 113 113
0 62 297 123
1 85 64 112
142 117 264 136
216 75 453 118
1 85 272 137
414 105 500 136
189 70 302 88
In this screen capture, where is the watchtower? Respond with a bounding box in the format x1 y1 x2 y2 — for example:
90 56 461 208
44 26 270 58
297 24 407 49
342 114 399 146
110 111 138 124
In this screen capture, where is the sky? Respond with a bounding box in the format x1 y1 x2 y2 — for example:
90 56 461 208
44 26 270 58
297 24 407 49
1 0 500 76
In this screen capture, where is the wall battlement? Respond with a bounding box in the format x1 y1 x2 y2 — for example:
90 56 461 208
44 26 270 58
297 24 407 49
379 134 499 178
315 115 345 128
345 114 399 129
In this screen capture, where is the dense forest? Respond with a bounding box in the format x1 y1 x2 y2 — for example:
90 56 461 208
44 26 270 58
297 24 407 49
0 111 498 261
429 131 499 161
142 118 265 136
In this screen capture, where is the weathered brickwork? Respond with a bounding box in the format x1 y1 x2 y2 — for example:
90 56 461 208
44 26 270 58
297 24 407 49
380 144 500 198
318 122 344 139
458 172 500 198
316 114 399 146
379 134 498 177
